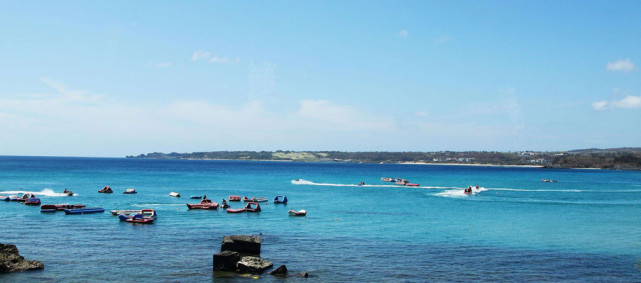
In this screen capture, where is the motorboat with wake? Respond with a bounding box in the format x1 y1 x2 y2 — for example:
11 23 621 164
62 189 74 196
288 209 307 216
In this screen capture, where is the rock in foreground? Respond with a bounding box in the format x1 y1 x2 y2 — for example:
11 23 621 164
221 235 261 255
236 256 273 274
0 244 44 273
213 250 241 271
269 265 287 276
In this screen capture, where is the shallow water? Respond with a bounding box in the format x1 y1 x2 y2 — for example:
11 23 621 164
1 156 640 281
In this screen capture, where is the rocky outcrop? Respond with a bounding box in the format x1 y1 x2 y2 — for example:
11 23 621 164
269 265 287 276
213 250 241 271
221 235 261 255
236 256 273 274
0 244 44 273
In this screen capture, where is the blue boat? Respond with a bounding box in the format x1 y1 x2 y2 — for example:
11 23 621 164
64 207 105 214
274 195 288 204
190 195 202 199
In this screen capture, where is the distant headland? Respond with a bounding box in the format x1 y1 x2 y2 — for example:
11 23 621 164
127 148 641 170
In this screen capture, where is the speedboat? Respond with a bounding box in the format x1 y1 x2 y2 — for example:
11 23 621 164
64 207 105 214
123 188 137 194
405 183 419 187
273 195 288 204
24 198 41 205
41 204 86 213
118 209 157 222
186 198 219 209
169 192 181 197
244 202 261 212
288 209 307 216
62 189 74 196
381 177 395 182
358 182 365 186
229 195 241 201
98 186 113 193
110 209 142 216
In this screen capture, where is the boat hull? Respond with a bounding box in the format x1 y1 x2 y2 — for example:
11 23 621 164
64 208 105 214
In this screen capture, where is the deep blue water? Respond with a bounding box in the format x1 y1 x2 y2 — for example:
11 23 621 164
1 156 641 282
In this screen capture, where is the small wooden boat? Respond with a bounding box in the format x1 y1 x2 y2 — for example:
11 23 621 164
110 209 142 216
190 195 202 199
41 204 86 212
226 207 245 213
288 209 307 216
244 202 261 212
123 188 137 194
98 186 113 193
169 192 181 197
186 198 219 209
24 198 41 205
273 195 288 204
64 207 105 214
229 195 241 201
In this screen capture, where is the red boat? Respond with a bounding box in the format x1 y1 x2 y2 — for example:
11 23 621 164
41 204 86 212
125 214 155 224
244 202 261 212
186 198 219 209
405 183 420 187
229 195 241 201
226 207 246 213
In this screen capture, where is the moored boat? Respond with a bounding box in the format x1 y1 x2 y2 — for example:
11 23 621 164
24 198 41 205
98 186 113 193
41 204 86 212
123 188 137 194
381 177 395 182
169 192 181 197
226 207 245 213
405 183 420 187
186 198 219 209
1 195 8 201
17 193 35 203
64 207 105 214
190 195 202 199
244 202 261 212
110 209 142 216
118 209 157 220
125 214 155 224
273 195 288 204
288 209 307 216
7 195 20 201
229 195 241 201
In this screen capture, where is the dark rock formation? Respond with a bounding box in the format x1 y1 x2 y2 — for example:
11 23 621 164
221 235 261 255
298 272 309 277
0 244 44 273
269 265 287 276
213 250 241 271
236 256 273 274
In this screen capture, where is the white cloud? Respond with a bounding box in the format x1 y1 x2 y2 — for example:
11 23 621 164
593 95 641 110
398 30 409 38
191 50 211 61
606 59 636 72
209 56 239 65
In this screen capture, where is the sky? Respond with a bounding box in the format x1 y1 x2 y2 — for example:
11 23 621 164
0 1 640 157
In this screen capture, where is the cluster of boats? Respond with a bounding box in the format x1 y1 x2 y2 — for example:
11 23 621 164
380 177 420 187
2 187 308 226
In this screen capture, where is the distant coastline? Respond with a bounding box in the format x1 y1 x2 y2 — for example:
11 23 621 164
128 148 641 171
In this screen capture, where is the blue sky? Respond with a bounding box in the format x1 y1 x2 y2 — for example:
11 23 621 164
0 1 640 157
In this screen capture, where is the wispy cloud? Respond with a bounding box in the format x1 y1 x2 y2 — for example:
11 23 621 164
191 50 211 61
593 95 641 110
209 56 239 65
397 30 409 38
606 59 636 72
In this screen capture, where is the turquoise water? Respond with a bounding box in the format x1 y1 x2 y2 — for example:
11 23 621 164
1 156 641 281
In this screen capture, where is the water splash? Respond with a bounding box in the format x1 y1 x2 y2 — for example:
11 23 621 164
0 188 75 197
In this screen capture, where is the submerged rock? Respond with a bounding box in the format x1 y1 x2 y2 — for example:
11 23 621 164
221 235 261 255
0 244 44 273
236 256 273 274
213 250 241 271
269 265 287 276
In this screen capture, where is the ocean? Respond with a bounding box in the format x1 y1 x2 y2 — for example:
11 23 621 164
1 156 640 282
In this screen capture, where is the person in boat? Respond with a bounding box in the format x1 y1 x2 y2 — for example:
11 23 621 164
222 199 227 206
358 182 365 186
475 185 480 189
203 195 207 199
295 179 299 181
64 188 69 193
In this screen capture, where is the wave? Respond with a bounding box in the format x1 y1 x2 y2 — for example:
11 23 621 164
0 189 75 197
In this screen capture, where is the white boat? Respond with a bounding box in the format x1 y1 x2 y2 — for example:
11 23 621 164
110 209 142 216
169 192 181 197
288 209 307 216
